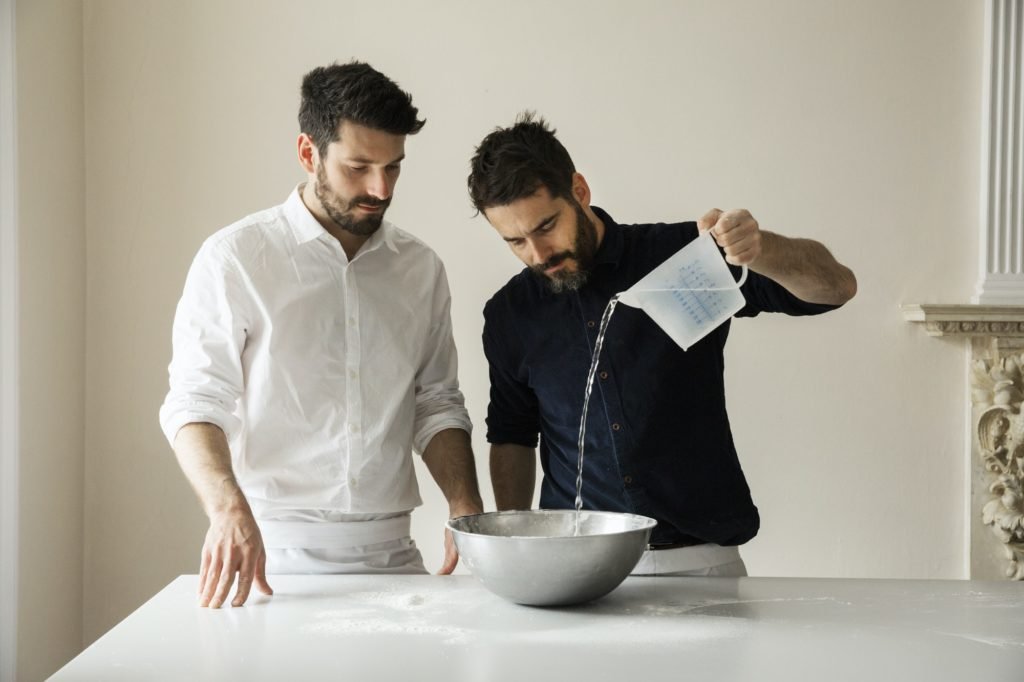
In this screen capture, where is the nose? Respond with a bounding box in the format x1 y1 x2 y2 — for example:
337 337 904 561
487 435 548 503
525 239 551 267
366 168 393 200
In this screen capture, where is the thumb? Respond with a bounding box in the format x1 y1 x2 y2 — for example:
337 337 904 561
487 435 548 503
697 208 723 235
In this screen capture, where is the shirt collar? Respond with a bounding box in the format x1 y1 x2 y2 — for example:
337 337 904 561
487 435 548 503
283 184 400 256
591 205 624 268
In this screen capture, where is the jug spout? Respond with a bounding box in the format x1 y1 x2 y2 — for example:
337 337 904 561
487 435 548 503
617 289 642 308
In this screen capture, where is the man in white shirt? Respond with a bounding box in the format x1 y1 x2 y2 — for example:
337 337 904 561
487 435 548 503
159 61 483 608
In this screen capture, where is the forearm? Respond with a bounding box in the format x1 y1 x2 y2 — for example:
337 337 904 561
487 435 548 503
172 422 249 518
490 443 536 510
752 231 857 305
421 428 484 517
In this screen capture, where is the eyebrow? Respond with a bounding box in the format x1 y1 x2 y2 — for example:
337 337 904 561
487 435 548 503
344 153 406 165
503 212 560 242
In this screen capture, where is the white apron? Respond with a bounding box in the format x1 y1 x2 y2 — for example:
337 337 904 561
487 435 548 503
259 511 427 575
631 544 747 577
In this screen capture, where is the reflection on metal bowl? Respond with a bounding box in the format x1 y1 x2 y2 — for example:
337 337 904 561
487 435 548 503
447 509 657 606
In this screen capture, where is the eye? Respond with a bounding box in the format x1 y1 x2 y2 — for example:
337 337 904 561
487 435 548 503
508 239 525 249
386 163 401 172
347 166 367 173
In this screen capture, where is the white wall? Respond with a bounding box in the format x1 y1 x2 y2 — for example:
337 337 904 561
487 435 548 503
15 1 86 679
74 0 981 648
0 0 17 678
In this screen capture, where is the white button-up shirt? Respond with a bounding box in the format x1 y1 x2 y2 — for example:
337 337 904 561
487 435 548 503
159 187 472 519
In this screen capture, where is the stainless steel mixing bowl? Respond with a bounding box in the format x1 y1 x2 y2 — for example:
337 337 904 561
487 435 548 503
447 509 657 606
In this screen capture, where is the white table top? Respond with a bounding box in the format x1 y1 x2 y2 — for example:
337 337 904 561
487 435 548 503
52 574 1024 681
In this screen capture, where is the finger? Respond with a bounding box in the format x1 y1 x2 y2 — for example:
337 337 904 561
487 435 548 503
210 570 234 609
198 550 211 597
210 553 238 609
697 208 722 234
709 211 737 238
719 225 761 255
717 210 756 240
719 208 751 225
232 553 256 607
199 555 223 608
715 225 756 249
256 550 274 596
724 242 759 266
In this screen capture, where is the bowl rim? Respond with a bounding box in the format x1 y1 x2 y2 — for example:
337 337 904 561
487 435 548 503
445 508 657 539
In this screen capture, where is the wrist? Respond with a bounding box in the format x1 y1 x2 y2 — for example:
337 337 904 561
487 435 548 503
206 479 250 518
448 496 484 519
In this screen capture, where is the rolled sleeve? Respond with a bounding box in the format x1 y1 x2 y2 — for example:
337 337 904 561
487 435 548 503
412 263 472 454
737 271 843 318
158 239 249 446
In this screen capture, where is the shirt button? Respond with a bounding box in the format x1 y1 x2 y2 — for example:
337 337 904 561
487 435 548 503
348 316 357 325
623 475 633 484
587 320 596 328
611 423 621 431
349 423 359 433
599 371 608 380
349 369 358 380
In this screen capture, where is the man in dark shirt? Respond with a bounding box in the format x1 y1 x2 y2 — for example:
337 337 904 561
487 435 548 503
468 113 857 576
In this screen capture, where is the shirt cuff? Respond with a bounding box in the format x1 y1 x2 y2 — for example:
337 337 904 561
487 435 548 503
413 412 473 455
484 427 539 448
158 400 242 447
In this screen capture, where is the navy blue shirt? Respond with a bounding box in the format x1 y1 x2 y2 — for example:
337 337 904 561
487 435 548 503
482 207 840 547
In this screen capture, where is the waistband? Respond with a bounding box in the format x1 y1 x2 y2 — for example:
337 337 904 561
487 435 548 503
259 513 411 550
631 543 741 575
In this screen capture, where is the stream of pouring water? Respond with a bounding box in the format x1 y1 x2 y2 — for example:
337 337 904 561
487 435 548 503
574 294 621 536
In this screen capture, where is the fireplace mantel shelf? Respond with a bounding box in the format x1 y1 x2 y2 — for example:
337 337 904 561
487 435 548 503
902 304 1024 337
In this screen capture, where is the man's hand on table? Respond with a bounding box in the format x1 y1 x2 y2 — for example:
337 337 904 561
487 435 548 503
438 501 484 575
198 506 273 608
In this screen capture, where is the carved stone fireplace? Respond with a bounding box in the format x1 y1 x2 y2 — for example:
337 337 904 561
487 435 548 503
903 306 1024 579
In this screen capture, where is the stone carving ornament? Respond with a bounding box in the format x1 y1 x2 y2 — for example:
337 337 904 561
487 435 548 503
974 352 1024 580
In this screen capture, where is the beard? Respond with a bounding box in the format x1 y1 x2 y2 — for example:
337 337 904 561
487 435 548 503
314 163 391 237
530 201 600 294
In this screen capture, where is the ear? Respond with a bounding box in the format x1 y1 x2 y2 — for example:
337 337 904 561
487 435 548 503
297 133 318 174
571 172 591 207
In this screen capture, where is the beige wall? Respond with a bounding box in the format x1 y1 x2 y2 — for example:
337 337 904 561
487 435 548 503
15 0 86 679
5 0 972 660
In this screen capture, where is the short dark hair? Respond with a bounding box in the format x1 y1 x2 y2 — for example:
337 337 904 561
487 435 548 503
467 112 576 213
298 61 425 157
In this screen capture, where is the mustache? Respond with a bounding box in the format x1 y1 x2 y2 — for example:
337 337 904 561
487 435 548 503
348 195 390 209
533 251 574 272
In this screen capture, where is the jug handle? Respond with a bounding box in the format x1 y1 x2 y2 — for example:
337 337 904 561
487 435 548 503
708 231 748 287
735 265 748 287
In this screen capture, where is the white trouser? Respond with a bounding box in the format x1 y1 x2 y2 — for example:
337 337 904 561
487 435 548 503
631 544 747 577
259 512 427 575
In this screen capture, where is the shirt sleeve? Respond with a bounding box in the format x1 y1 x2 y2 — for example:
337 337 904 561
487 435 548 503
735 270 842 318
482 296 540 448
158 239 249 446
411 261 473 455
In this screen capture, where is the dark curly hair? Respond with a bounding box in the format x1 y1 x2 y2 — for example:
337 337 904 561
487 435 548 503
298 61 425 157
467 112 576 213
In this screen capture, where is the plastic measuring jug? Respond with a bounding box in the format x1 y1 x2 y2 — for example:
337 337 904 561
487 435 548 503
618 231 748 350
